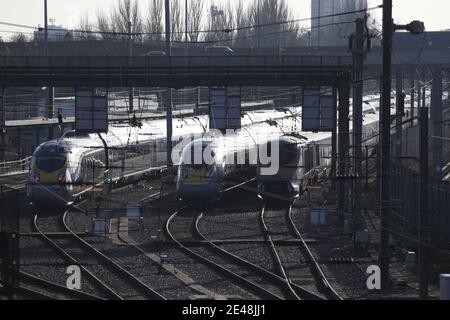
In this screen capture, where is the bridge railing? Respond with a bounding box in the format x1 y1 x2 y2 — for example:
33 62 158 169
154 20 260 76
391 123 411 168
0 55 354 87
0 55 354 70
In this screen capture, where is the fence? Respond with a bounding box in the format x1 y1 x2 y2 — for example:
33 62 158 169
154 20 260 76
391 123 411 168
0 157 31 176
389 163 450 250
0 185 20 295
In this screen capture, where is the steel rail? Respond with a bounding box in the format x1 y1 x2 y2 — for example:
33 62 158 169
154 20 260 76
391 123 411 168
165 208 283 300
287 204 344 300
32 213 123 300
18 271 104 300
194 212 324 300
62 210 167 300
259 204 302 300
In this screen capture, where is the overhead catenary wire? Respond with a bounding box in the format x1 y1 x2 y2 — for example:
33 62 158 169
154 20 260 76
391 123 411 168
0 5 383 41
0 20 357 44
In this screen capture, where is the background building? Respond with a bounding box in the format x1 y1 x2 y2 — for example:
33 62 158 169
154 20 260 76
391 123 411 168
311 0 368 47
33 19 73 42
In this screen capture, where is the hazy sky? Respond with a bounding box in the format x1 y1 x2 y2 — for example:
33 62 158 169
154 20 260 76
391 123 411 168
0 0 449 39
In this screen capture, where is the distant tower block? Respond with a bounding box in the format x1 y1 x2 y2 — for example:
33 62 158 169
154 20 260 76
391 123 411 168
310 0 368 47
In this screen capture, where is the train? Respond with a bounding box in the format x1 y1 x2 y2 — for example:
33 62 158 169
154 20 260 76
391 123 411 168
257 103 381 201
27 108 300 207
176 118 296 200
176 95 384 202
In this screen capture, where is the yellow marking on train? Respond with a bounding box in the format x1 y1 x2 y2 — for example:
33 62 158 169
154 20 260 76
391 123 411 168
186 169 208 183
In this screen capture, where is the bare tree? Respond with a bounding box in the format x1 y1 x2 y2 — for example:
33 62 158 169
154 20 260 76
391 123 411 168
170 0 183 42
205 1 234 44
188 0 204 43
233 0 249 46
111 0 143 41
246 0 300 47
218 1 235 46
10 33 29 43
96 10 116 40
146 0 164 41
333 0 368 45
76 13 97 40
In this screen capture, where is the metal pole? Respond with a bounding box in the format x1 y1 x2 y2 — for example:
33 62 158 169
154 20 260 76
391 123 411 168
257 0 261 48
44 0 54 119
338 82 350 226
422 86 426 108
380 0 393 289
128 21 134 112
352 18 364 229
377 76 382 196
165 0 173 167
431 69 443 182
44 0 48 57
410 73 415 126
419 106 429 299
395 68 403 171
185 0 188 55
365 145 369 189
0 86 4 161
331 87 337 190
17 127 21 160
97 133 110 193
417 75 422 109
318 0 321 46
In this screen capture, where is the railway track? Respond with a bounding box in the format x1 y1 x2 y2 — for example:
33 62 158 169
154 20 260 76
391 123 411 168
166 208 284 300
259 197 343 300
18 271 104 300
260 204 303 300
32 208 166 300
194 209 324 300
286 204 343 300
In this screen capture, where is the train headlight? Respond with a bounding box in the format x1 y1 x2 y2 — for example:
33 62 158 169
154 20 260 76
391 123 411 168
57 173 65 185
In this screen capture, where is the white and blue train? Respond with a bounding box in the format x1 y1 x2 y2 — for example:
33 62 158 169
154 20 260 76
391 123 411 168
176 95 385 202
27 108 301 206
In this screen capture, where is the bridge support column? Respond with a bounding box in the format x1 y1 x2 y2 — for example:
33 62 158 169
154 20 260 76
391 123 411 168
338 82 350 227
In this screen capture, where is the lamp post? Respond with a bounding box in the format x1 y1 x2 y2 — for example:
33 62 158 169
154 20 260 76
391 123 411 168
43 0 54 120
165 0 173 167
185 0 188 55
379 0 425 291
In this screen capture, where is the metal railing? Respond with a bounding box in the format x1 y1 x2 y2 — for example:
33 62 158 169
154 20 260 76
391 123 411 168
0 55 354 69
0 55 354 87
0 157 31 176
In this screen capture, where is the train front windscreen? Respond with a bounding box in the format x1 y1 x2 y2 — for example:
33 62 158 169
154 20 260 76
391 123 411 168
32 145 68 185
178 141 219 184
